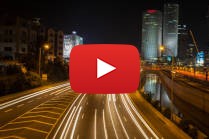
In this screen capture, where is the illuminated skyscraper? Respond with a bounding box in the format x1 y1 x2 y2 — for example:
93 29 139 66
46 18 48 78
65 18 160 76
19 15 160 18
63 31 83 60
163 3 179 57
141 10 162 62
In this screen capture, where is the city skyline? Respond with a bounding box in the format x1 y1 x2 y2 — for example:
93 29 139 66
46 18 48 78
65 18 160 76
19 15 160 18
0 0 209 50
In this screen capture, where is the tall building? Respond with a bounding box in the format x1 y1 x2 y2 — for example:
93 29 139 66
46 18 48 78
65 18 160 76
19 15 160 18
63 31 83 60
141 10 162 62
177 24 190 60
163 3 179 57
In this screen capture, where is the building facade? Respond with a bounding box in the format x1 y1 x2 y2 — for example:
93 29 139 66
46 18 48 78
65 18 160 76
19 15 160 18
63 31 83 60
141 10 162 62
0 16 30 61
56 31 64 59
0 15 64 63
163 3 179 57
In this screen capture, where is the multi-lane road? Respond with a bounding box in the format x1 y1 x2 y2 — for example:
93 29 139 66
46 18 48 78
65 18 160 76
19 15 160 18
0 82 189 139
51 94 159 139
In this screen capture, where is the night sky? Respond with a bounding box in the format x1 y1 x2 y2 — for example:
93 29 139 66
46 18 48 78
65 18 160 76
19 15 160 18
1 0 209 50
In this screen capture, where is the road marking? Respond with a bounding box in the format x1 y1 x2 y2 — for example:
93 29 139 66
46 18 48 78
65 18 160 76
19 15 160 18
94 109 97 139
64 95 86 139
17 104 24 108
62 107 77 138
9 120 54 126
29 111 60 115
0 127 48 134
34 106 65 111
107 95 119 139
20 115 57 120
70 107 82 139
103 109 108 139
42 103 67 107
53 94 84 139
45 94 80 138
82 113 85 119
0 135 25 139
112 95 129 139
4 108 12 112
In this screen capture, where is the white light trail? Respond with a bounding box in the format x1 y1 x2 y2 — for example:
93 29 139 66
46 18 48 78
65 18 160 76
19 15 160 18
63 94 86 139
70 106 82 139
103 109 108 139
0 83 69 110
107 95 119 139
94 109 97 139
124 94 159 139
52 94 83 139
120 95 149 139
112 95 129 139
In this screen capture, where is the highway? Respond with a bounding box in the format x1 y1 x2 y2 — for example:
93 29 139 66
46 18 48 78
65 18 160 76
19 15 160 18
0 82 78 138
0 82 191 139
51 94 159 139
0 82 160 139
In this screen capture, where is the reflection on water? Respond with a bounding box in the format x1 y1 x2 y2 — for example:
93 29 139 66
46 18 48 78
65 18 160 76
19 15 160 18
142 73 179 114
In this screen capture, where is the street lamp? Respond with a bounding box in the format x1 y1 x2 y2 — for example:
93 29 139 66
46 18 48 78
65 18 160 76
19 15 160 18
38 43 50 77
160 45 175 120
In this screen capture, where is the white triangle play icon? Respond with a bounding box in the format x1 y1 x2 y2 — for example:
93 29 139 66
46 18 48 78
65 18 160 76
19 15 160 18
97 58 116 79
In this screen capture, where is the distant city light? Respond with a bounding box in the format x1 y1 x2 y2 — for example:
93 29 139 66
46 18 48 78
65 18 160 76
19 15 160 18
147 9 157 13
196 51 204 66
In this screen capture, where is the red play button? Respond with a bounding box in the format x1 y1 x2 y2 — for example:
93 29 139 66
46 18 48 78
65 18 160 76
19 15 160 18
69 44 140 94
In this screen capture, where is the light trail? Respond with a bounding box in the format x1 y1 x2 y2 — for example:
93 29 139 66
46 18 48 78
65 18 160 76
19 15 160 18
70 107 82 139
52 94 83 139
0 83 69 110
107 95 119 139
124 94 159 139
94 109 97 139
112 95 129 139
103 109 108 139
120 95 149 139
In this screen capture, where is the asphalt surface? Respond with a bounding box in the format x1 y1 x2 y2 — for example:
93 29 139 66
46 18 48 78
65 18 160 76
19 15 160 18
51 94 159 139
0 82 190 139
0 83 78 138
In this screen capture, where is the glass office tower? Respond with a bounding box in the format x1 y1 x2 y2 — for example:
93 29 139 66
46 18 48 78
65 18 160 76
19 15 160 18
163 4 179 57
141 10 162 62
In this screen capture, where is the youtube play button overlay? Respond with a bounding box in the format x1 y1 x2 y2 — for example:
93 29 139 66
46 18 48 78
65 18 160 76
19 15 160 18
97 58 116 79
69 44 140 94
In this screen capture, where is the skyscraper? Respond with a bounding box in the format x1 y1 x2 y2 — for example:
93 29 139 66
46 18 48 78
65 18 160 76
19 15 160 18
141 10 162 62
163 3 179 57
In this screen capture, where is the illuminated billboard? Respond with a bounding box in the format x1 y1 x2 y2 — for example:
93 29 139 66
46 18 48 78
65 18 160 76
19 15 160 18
63 31 83 59
196 51 204 66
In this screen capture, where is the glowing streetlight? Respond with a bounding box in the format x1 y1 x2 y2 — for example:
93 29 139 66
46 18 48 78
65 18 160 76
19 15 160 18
160 45 165 51
38 43 50 77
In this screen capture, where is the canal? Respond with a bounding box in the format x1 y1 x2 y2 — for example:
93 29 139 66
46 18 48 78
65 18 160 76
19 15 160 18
141 73 209 136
